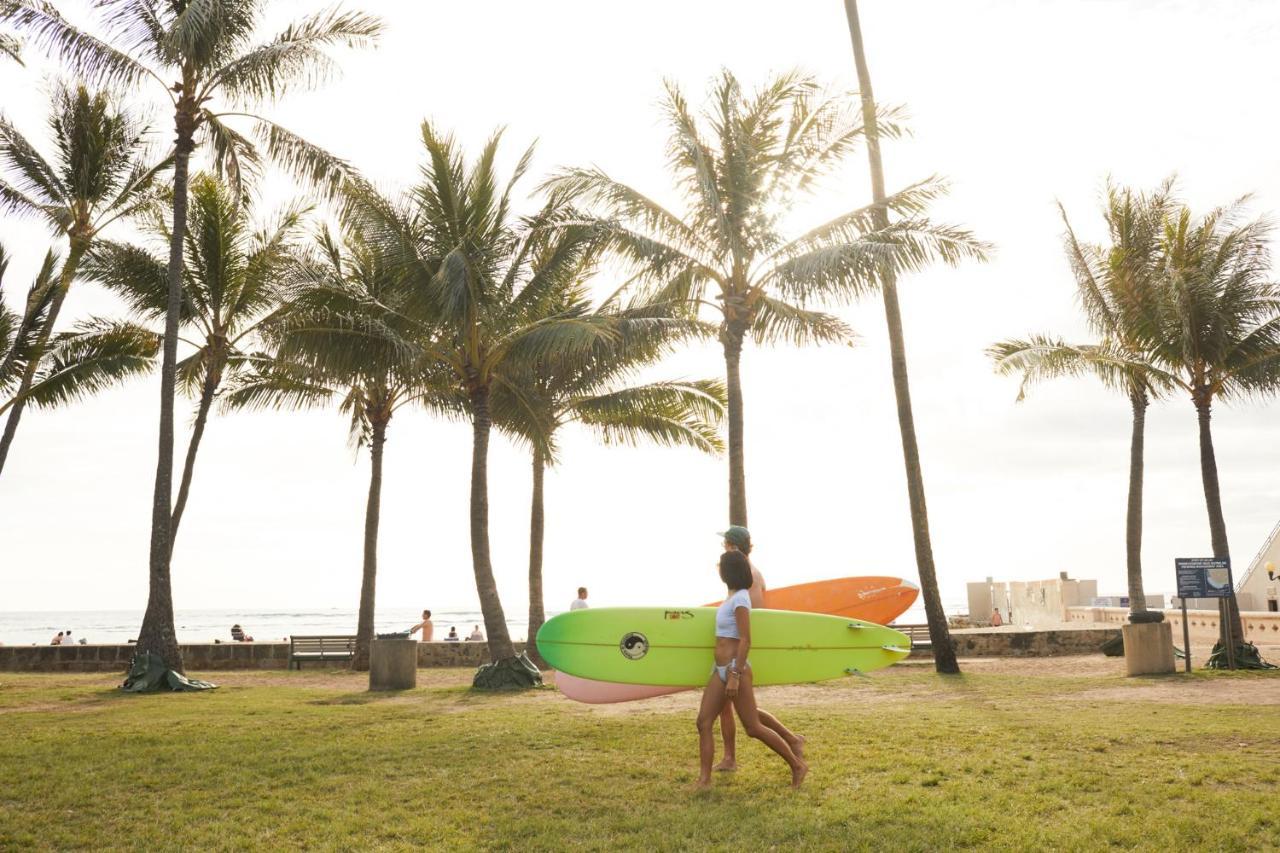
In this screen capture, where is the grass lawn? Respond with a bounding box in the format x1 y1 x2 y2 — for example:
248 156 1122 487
1 658 1278 851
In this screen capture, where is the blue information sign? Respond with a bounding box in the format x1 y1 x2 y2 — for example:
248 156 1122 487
1175 557 1233 599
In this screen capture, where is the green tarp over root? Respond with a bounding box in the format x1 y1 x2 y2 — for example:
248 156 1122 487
121 651 218 692
472 652 543 690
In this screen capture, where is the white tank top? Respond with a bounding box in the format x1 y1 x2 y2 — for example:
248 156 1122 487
716 589 752 639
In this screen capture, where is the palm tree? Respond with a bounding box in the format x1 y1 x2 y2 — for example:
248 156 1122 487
333 124 647 677
493 290 726 656
546 71 982 528
82 174 308 545
990 183 1179 623
843 0 984 673
223 226 462 671
1 246 158 425
5 0 382 670
1146 198 1280 654
1 31 20 63
0 83 168 475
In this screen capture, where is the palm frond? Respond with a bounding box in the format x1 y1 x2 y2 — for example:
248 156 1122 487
570 378 726 454
23 317 158 409
3 0 155 87
750 296 854 346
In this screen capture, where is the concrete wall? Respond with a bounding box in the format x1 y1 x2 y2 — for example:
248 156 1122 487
921 627 1121 658
1008 577 1097 626
0 641 527 673
1067 606 1280 647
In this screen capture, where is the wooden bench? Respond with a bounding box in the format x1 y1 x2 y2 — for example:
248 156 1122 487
891 623 933 649
289 635 357 669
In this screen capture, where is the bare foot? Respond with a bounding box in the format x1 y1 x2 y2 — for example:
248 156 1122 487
713 758 737 772
791 761 809 789
789 735 805 760
693 776 713 791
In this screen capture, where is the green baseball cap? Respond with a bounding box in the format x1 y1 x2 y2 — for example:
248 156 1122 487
718 526 751 548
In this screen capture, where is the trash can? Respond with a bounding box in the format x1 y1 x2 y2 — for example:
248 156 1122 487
369 637 417 690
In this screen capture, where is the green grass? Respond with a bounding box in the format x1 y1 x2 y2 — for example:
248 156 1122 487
1 663 1278 851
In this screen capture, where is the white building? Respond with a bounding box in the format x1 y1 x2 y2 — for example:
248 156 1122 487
1235 519 1280 613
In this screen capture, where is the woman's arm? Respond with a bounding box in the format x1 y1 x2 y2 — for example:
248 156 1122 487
727 604 751 698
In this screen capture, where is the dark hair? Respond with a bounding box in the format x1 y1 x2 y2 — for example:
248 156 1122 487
719 551 753 591
423 610 431 618
577 587 587 596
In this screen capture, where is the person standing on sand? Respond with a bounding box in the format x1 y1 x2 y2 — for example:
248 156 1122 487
991 609 1004 627
409 610 434 641
696 549 807 789
570 588 589 610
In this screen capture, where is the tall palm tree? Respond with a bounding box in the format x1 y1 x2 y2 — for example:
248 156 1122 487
494 291 726 656
224 226 462 671
5 0 382 670
546 70 982 530
333 125 649 676
1 246 159 424
0 83 168 475
1146 198 1280 652
0 31 20 63
82 174 308 545
990 183 1179 623
843 0 982 673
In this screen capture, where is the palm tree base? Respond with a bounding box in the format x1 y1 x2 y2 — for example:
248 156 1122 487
1127 610 1164 624
1205 642 1276 670
472 653 543 690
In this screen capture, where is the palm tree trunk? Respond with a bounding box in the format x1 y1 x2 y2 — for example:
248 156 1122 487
1194 393 1245 646
169 361 221 548
722 327 748 527
352 417 387 672
1125 391 1150 617
0 241 87 477
527 446 546 666
843 0 958 674
136 125 194 674
469 382 517 661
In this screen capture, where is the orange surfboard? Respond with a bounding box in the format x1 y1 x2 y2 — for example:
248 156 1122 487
555 576 918 704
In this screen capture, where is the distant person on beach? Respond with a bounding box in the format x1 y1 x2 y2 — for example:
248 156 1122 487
991 609 1004 627
467 626 484 642
51 631 64 645
714 525 769 773
570 588 589 610
696 549 806 789
409 610 434 641
230 624 254 642
445 626 460 642
63 630 72 645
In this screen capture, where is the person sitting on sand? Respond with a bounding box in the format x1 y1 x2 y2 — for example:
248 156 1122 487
991 608 1004 627
230 624 254 642
51 631 64 645
696 549 807 789
467 625 484 642
409 610 434 641
445 626 460 642
63 630 72 645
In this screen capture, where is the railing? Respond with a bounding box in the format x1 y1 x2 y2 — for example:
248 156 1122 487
1238 517 1280 591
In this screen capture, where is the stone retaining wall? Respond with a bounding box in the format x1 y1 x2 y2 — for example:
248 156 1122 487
0 641 528 673
1067 606 1280 647
908 627 1121 658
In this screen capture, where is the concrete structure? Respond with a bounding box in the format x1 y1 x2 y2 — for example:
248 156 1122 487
1234 518 1280 613
1068 606 1280 649
1121 621 1175 675
1091 595 1166 609
369 638 418 690
0 641 527 673
968 573 1097 626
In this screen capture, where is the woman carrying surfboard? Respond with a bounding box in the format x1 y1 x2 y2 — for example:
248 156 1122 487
696 550 808 789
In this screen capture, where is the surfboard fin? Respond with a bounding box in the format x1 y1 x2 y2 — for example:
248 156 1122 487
881 645 910 654
844 667 869 677
846 623 863 630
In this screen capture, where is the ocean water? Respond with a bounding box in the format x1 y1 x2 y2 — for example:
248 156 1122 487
0 608 527 646
0 601 960 647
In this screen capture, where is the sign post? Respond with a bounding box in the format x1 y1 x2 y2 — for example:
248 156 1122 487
1175 557 1235 671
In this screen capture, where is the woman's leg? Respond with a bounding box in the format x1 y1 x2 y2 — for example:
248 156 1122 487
756 708 804 759
695 672 728 787
731 668 808 788
715 703 737 770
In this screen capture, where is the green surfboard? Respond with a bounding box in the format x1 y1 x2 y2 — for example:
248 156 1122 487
536 607 911 687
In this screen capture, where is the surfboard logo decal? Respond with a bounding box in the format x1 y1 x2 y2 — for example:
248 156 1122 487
619 632 649 660
664 610 694 620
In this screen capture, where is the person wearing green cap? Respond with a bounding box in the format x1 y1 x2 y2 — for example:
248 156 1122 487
711 527 804 773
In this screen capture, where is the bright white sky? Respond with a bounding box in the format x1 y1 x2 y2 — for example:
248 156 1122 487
1 0 1278 622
